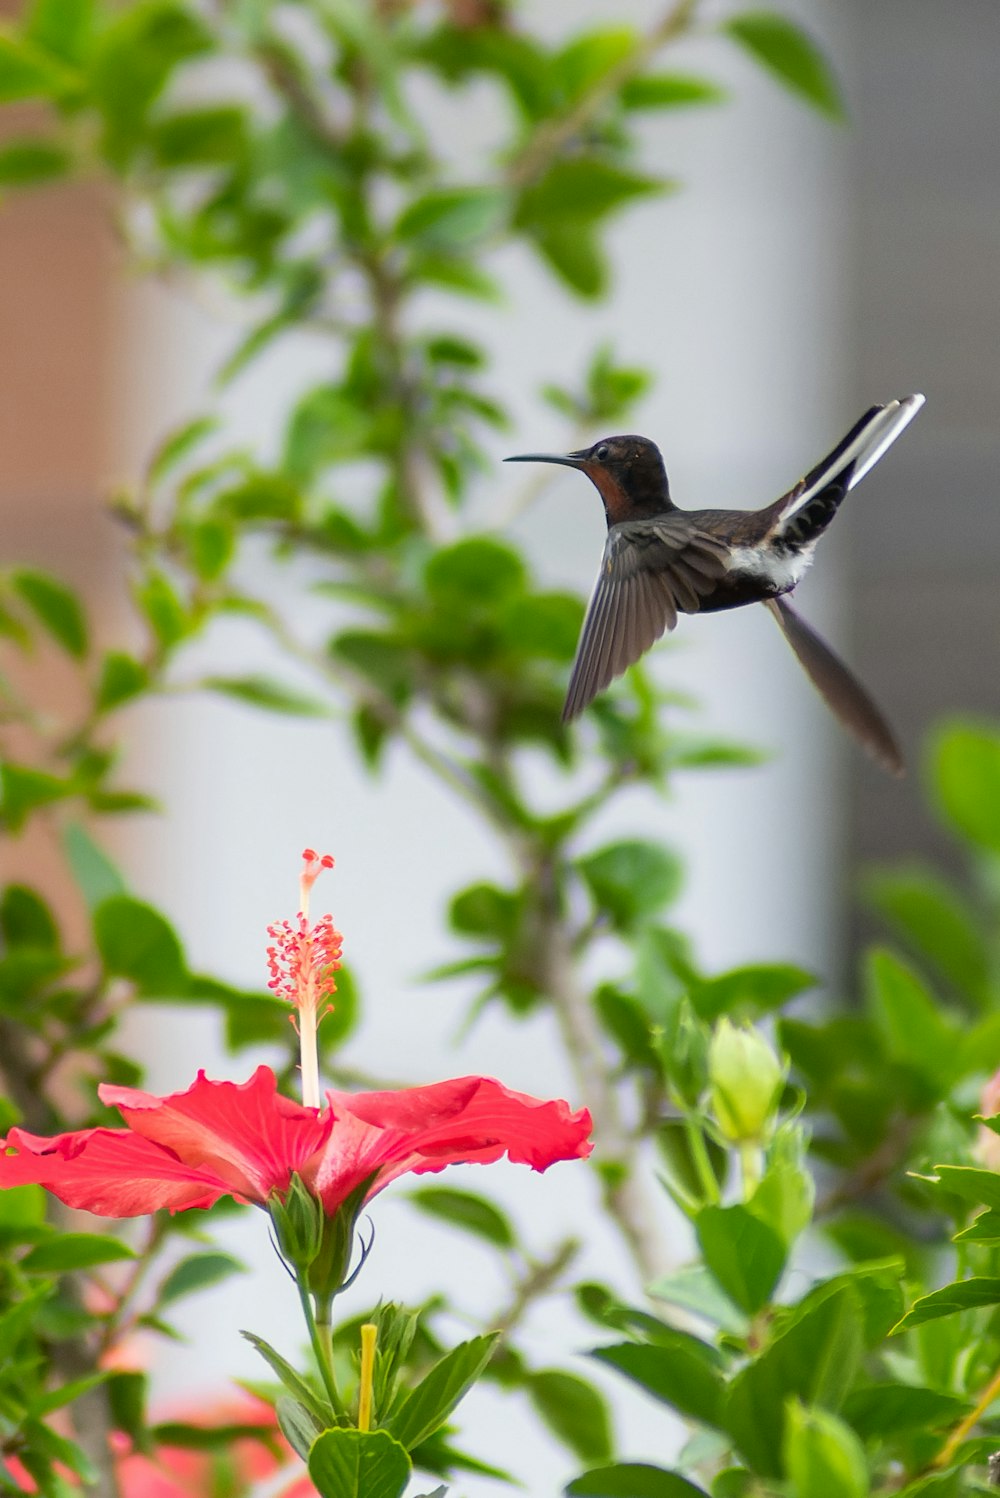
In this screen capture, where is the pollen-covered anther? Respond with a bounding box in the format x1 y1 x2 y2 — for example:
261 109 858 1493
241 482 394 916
300 848 335 916
266 912 343 1024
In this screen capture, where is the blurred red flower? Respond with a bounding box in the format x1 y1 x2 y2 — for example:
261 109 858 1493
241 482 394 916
0 1066 592 1218
3 1394 312 1498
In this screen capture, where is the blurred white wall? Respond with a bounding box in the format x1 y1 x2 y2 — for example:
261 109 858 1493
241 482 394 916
111 2 855 1488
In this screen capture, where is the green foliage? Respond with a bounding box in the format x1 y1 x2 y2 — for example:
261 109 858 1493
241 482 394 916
567 1464 709 1496
931 721 1000 854
723 12 844 120
528 1368 614 1463
407 1187 516 1250
308 1428 410 1498
384 1333 499 1451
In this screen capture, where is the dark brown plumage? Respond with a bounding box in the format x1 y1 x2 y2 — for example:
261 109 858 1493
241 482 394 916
505 395 925 775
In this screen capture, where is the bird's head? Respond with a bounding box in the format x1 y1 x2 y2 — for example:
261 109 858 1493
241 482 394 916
504 434 671 524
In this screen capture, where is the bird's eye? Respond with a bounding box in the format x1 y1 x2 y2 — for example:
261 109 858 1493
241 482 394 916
595 444 610 461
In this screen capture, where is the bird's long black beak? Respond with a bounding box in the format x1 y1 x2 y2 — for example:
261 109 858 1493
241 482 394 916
503 451 588 467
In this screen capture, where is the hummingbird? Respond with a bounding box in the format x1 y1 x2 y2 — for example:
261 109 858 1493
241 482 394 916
505 394 924 775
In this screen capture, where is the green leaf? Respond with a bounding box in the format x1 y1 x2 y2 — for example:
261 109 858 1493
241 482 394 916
810 1263 906 1350
395 187 507 250
930 721 1000 855
424 537 526 607
532 222 607 297
621 73 727 110
725 1285 863 1478
333 632 411 703
93 895 187 994
204 675 329 717
308 1428 410 1498
11 569 87 657
955 1209 1000 1244
0 884 58 949
150 1419 288 1451
712 1473 754 1498
0 763 71 830
134 569 188 650
184 517 234 581
516 158 662 229
95 651 149 713
32 1372 110 1419
275 1396 322 1462
894 1476 964 1498
783 1401 869 1498
385 1333 498 1451
865 948 959 1091
863 864 989 1001
0 27 74 100
554 27 637 100
0 1183 46 1234
91 0 212 166
147 415 219 483
592 1334 726 1429
62 823 127 908
150 106 246 166
892 1278 1000 1332
925 1165 1000 1212
648 1264 747 1335
242 1331 335 1426
748 1145 814 1249
449 882 518 941
578 840 683 930
22 1419 97 1484
22 1234 137 1272
690 962 816 1021
0 137 70 184
841 1383 969 1440
156 1252 244 1307
408 1187 515 1250
528 1370 613 1463
567 1465 709 1497
411 255 502 301
724 12 844 120
695 1204 786 1314
25 0 92 64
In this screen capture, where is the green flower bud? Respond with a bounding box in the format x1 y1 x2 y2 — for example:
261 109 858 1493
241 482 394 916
269 1172 324 1271
708 1019 786 1145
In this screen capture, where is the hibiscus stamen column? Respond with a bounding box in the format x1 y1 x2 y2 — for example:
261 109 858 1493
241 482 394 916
357 1323 377 1432
266 850 346 1399
267 850 342 1108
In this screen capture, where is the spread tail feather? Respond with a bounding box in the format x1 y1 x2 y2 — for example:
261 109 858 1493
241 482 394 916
777 394 924 545
765 597 904 776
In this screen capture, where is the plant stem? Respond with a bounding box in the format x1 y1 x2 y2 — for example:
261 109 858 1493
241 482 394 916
935 1361 1000 1469
297 1278 341 1412
528 859 668 1285
685 1115 720 1205
739 1141 763 1198
508 0 701 189
490 1238 580 1341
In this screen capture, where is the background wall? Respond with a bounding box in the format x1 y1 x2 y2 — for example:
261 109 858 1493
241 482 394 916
849 0 1000 879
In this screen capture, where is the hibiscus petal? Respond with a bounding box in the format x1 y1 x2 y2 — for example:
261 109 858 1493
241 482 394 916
98 1067 333 1204
0 1126 232 1216
311 1077 592 1212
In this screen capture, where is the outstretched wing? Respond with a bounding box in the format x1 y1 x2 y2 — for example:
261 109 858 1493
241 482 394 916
765 596 904 775
563 519 729 721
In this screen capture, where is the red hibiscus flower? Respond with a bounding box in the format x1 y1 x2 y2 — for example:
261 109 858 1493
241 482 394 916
115 1394 313 1498
0 1065 592 1219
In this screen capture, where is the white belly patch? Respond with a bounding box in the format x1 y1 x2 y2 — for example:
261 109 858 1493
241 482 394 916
727 545 815 591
